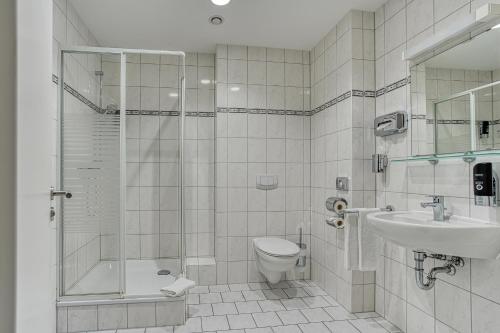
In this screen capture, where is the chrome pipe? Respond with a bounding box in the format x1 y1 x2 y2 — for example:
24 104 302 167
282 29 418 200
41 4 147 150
413 251 463 290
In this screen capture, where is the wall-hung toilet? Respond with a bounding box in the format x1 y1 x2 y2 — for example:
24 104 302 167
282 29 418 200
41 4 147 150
253 237 300 284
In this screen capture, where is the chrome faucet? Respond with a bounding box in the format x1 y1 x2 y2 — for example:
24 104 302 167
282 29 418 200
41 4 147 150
420 195 446 221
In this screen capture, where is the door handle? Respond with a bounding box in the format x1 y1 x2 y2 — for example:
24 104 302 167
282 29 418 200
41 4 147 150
50 186 72 200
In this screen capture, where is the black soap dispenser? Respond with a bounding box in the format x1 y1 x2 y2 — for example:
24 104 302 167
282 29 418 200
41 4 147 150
473 163 498 206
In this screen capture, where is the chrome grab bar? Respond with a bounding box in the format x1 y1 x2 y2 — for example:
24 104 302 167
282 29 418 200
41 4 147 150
325 205 394 229
341 205 394 216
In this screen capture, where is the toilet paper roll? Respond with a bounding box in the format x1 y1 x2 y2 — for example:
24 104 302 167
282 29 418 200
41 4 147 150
333 200 347 214
326 217 345 229
325 197 347 213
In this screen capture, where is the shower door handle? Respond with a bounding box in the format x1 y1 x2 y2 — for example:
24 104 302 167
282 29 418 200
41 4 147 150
50 186 73 200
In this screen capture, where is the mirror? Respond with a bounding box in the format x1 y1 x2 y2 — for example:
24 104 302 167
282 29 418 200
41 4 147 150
410 26 500 156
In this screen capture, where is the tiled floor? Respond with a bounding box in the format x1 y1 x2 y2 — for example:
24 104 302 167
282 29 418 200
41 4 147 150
86 280 402 333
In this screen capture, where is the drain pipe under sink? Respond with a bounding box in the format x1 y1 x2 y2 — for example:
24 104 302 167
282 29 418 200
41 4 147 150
413 251 465 290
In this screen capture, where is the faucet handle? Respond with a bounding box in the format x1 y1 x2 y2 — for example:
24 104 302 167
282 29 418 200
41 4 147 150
426 195 444 203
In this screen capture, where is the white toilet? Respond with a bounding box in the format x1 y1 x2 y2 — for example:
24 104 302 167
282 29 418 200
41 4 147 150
253 237 300 284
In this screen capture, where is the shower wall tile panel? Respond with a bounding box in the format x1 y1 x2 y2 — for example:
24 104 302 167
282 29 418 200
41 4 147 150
101 53 216 261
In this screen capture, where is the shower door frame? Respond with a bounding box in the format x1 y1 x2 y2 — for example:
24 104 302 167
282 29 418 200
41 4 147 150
57 46 186 300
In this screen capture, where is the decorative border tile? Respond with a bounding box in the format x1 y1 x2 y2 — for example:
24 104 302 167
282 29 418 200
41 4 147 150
53 75 212 117
376 76 411 97
216 107 307 116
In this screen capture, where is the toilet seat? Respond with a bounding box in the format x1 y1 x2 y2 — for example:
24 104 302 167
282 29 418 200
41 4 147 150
253 237 300 257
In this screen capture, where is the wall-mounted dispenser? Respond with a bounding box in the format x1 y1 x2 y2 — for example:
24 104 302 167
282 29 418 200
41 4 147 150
479 121 490 139
374 111 407 137
473 162 499 206
372 154 388 173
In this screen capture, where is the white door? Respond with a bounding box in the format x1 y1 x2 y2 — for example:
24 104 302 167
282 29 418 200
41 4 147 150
16 0 55 332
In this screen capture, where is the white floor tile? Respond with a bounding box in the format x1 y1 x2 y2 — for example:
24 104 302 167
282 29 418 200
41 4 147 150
276 310 308 325
350 318 388 333
252 312 282 327
245 327 273 333
227 314 257 329
324 306 357 320
201 315 229 331
301 296 330 308
272 325 302 333
212 302 238 315
269 281 290 289
298 322 331 333
221 291 245 303
188 304 213 317
235 301 262 314
174 317 202 333
249 283 271 290
323 321 359 333
280 298 307 310
243 290 267 301
263 289 288 300
258 300 285 312
282 288 309 298
199 292 223 304
303 287 328 296
300 308 333 322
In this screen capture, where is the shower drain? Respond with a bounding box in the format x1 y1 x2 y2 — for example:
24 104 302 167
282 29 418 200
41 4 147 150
157 269 171 276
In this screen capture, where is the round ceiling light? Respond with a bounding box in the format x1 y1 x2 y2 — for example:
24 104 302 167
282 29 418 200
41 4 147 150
209 15 224 25
211 0 231 5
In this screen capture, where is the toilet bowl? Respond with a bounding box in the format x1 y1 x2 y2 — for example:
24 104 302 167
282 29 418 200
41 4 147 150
253 237 300 284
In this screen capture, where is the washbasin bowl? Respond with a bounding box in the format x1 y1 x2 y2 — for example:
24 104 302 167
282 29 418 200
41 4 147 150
367 210 500 259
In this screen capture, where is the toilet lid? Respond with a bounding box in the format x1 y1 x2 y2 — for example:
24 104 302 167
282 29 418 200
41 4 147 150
253 238 300 257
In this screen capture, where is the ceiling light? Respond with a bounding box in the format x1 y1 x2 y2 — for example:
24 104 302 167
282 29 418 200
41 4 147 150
169 93 179 98
211 0 231 6
200 79 211 85
493 23 500 29
230 86 240 92
209 15 224 25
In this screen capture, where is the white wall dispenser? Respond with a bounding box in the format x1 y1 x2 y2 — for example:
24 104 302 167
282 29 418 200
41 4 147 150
374 111 407 137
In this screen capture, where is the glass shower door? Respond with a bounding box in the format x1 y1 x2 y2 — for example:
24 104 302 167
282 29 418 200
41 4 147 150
59 50 125 296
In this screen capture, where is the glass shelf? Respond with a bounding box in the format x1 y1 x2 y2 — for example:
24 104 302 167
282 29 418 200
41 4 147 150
391 150 500 164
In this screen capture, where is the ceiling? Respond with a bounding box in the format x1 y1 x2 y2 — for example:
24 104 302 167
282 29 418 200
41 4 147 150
426 27 500 71
71 0 386 53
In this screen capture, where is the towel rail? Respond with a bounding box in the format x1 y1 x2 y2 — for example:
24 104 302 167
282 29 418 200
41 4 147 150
326 205 394 229
341 205 394 216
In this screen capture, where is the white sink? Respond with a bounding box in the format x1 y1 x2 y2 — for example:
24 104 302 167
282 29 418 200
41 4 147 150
367 210 500 259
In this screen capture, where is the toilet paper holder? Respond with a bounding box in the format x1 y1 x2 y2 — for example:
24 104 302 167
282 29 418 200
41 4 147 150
325 196 394 229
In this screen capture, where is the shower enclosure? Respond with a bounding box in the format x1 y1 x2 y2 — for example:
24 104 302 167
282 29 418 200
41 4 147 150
57 47 186 300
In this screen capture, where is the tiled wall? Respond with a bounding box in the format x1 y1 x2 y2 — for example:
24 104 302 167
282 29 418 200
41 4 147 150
106 52 216 260
309 10 377 313
57 299 185 332
375 0 500 332
53 0 103 292
214 44 312 284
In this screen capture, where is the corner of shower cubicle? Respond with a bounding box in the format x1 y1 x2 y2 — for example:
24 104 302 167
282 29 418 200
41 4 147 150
55 46 188 332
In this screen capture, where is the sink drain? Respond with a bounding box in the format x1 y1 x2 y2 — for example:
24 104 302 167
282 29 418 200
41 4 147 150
157 269 171 276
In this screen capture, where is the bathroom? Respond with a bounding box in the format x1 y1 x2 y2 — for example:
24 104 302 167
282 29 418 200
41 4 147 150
4 0 500 332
